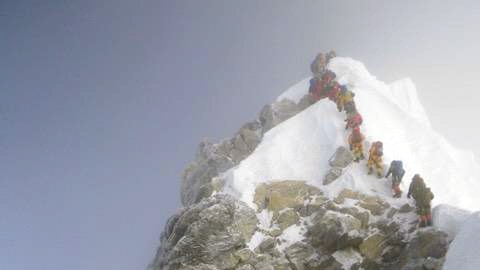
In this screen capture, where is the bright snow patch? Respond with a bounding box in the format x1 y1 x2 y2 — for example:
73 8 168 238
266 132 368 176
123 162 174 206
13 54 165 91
332 248 363 269
247 231 267 251
277 224 304 251
443 211 480 270
223 57 480 212
432 204 472 238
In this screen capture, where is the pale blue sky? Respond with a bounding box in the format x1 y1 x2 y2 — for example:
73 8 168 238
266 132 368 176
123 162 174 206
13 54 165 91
2 1 480 270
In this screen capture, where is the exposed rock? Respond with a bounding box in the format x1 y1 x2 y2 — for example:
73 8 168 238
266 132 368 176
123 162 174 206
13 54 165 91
267 227 283 237
211 176 226 192
298 195 329 217
401 257 445 270
276 208 300 230
230 124 262 163
150 194 258 270
254 181 323 213
359 231 388 260
255 238 276 253
250 253 291 270
305 255 344 270
338 207 370 229
356 195 390 216
308 210 362 251
328 146 353 168
235 248 255 263
323 167 343 185
236 264 255 270
181 140 235 206
387 207 398 218
284 242 317 270
177 263 219 270
401 228 449 260
297 94 314 111
259 99 300 134
399 203 414 213
334 189 362 204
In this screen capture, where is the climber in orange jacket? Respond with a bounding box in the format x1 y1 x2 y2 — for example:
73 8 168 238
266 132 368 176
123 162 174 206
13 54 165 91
348 127 365 162
367 141 384 178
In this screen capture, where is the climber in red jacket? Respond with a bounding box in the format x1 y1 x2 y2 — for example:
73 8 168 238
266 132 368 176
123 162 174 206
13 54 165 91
345 111 363 130
309 78 327 102
325 81 341 102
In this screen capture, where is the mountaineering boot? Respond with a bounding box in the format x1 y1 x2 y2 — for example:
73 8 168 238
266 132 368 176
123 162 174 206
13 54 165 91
393 191 402 198
368 168 373 175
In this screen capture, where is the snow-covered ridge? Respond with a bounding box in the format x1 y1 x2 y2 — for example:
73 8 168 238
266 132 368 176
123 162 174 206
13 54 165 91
224 57 480 212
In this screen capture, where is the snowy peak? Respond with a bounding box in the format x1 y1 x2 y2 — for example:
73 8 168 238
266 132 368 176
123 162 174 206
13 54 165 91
225 57 480 212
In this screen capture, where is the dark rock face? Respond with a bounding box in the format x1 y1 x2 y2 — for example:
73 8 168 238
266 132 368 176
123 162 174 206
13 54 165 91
307 210 362 252
154 180 452 270
259 99 301 135
402 228 450 260
181 96 312 207
150 194 258 270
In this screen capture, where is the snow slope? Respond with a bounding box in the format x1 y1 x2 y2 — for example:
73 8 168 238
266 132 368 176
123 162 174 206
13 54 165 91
443 211 480 270
223 57 480 212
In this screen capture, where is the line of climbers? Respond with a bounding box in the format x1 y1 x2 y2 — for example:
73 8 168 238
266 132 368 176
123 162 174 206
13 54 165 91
308 51 434 228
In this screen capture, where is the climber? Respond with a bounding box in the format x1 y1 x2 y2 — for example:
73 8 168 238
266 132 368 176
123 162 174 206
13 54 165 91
367 141 384 178
407 174 434 227
326 50 337 63
309 78 326 102
322 69 336 84
344 101 357 115
345 111 363 130
336 85 355 112
325 80 341 102
385 160 405 198
348 127 365 162
310 53 327 79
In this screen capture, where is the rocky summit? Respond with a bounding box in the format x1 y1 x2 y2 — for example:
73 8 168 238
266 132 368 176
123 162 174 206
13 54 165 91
148 56 472 270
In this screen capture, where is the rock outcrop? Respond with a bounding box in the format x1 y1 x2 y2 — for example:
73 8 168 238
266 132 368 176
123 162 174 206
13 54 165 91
153 178 451 270
150 194 258 270
181 96 313 206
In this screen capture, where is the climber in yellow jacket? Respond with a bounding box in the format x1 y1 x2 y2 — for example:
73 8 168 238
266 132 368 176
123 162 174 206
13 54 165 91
336 85 355 112
367 141 384 178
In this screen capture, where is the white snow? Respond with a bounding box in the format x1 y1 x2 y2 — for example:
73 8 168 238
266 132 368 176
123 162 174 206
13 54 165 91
223 57 480 212
332 248 363 269
277 224 304 251
247 231 267 251
257 209 273 230
443 211 480 270
432 204 472 238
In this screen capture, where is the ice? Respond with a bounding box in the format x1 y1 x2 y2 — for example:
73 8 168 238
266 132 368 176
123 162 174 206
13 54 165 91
223 57 480 212
443 212 480 270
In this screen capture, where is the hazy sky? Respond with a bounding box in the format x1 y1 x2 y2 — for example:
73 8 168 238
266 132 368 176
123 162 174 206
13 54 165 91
2 1 480 270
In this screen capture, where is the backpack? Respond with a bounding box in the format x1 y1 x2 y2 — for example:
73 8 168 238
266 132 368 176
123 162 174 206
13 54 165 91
419 187 434 205
390 160 405 175
374 142 383 156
